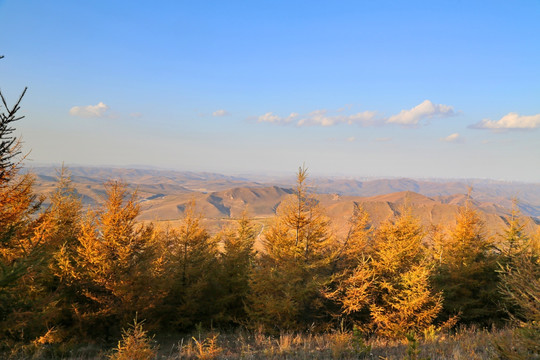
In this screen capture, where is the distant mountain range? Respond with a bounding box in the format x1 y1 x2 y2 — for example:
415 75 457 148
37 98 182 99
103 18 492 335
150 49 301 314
29 166 540 237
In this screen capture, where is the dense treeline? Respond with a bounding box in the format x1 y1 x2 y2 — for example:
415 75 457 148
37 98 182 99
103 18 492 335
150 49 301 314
2 161 539 347
1 66 539 358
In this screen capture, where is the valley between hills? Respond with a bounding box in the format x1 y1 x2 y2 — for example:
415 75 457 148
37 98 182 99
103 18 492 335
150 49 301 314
30 166 540 241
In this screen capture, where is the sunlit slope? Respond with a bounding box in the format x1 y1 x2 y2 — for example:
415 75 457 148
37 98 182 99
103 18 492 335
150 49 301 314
31 166 539 237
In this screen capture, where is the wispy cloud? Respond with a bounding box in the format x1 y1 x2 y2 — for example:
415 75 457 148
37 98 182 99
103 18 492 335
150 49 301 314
257 108 376 127
471 112 540 130
441 133 463 143
69 102 109 118
297 110 377 127
212 109 230 117
258 112 299 124
346 136 356 142
386 100 455 126
375 137 391 142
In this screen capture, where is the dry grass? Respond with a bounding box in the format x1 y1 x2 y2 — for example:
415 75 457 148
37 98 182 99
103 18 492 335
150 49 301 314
3 326 516 359
168 327 502 360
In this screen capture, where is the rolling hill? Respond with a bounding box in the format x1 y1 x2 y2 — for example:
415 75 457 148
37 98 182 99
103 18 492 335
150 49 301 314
28 166 540 239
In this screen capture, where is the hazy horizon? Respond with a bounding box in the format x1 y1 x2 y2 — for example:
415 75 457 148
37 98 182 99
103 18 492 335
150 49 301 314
25 162 540 185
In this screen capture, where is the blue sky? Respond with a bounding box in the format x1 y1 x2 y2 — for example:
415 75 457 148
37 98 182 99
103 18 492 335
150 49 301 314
1 1 539 181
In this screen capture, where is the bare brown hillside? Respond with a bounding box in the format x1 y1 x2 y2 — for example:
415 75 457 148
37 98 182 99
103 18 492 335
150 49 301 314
30 166 539 238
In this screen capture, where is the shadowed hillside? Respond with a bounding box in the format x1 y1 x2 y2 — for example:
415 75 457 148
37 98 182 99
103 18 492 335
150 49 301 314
30 166 540 214
30 166 540 238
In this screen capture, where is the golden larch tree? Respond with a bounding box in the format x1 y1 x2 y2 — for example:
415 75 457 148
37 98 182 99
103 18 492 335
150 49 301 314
160 201 220 331
62 181 161 339
325 203 373 324
248 167 335 331
433 202 501 325
0 72 47 344
330 208 442 338
218 210 257 325
495 205 540 358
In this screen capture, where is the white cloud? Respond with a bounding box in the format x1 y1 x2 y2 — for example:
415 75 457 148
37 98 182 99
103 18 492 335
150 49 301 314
297 110 377 127
386 100 455 126
257 112 299 124
297 109 331 126
256 100 456 128
441 133 462 143
375 137 391 142
212 109 230 117
471 112 540 130
69 102 109 118
346 136 356 142
346 111 378 125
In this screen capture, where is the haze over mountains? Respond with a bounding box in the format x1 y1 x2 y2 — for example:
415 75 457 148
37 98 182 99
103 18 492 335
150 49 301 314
30 166 540 237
